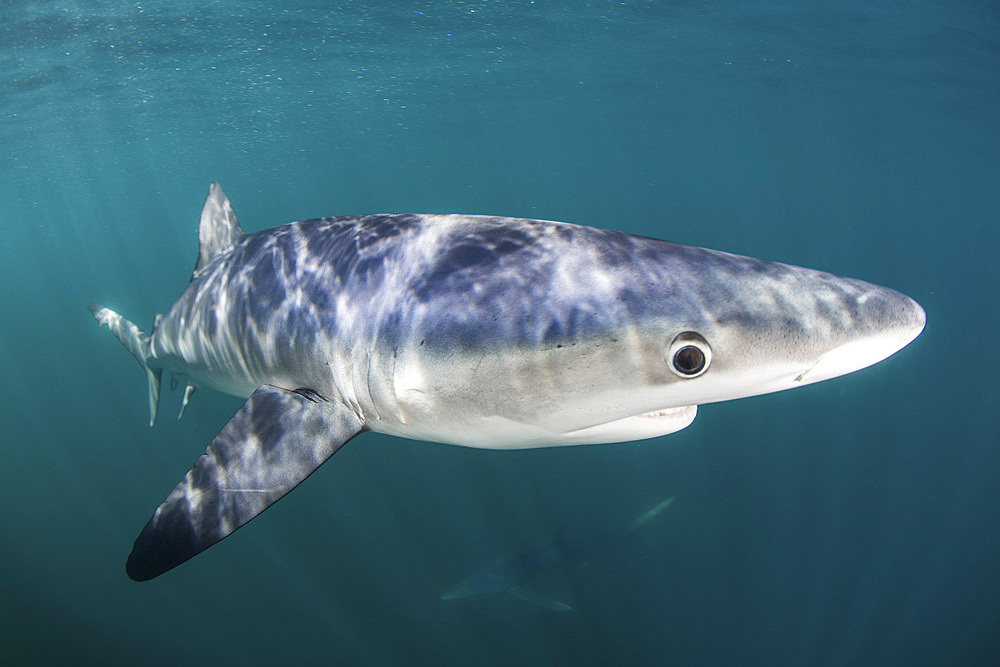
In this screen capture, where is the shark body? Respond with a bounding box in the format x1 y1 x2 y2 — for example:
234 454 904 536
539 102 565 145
442 497 676 611
90 184 925 580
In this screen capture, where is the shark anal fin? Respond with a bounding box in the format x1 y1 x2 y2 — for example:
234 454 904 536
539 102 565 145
508 585 572 612
126 384 366 581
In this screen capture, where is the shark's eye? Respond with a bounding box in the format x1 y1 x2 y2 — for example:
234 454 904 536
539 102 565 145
668 332 712 378
674 346 705 374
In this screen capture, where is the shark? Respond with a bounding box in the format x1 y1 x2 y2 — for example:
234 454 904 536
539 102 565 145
89 183 925 581
442 497 676 611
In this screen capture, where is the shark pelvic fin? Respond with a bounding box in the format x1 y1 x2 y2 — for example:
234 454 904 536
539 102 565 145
508 585 572 611
177 382 198 420
192 182 245 280
88 303 162 427
126 384 366 581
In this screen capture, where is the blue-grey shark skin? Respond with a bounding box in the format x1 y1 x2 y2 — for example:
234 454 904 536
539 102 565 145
89 183 925 580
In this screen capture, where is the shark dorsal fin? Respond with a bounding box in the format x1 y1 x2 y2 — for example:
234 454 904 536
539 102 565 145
192 182 245 280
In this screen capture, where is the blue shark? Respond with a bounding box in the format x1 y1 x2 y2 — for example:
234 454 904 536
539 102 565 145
442 497 676 611
90 183 925 580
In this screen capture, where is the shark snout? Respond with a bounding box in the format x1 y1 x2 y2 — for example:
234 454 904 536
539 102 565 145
797 289 925 385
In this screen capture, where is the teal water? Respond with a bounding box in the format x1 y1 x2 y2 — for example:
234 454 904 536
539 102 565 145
2 1 997 664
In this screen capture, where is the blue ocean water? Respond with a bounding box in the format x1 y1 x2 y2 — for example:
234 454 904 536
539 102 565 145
1 1 997 664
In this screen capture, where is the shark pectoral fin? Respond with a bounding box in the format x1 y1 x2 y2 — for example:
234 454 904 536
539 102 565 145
508 585 572 612
126 384 366 581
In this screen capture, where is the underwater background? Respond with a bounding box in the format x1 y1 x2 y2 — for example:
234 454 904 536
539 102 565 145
1 1 997 664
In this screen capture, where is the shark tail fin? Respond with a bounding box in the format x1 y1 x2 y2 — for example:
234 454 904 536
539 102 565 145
88 303 162 427
626 496 675 535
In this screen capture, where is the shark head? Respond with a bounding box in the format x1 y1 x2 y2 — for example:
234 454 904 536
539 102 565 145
547 258 924 446
625 252 927 411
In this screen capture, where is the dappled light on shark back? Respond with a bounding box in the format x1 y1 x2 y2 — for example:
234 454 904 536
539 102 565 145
89 182 925 580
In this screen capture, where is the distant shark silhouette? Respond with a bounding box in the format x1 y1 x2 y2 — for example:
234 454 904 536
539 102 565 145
441 497 675 611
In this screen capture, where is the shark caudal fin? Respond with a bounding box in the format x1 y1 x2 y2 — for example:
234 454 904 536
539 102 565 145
88 303 162 427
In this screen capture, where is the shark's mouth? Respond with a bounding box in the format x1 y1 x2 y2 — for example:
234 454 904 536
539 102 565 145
636 407 692 419
560 404 698 444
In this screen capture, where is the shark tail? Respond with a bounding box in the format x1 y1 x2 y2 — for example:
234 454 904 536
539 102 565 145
88 303 162 427
626 496 675 535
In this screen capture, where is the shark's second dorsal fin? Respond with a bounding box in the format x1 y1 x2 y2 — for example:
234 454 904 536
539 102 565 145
192 182 245 280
